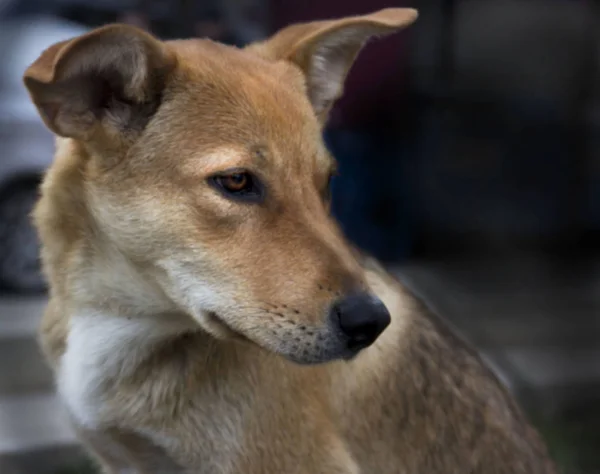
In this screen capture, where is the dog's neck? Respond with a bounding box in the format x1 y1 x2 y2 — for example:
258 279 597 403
57 240 214 422
59 253 244 430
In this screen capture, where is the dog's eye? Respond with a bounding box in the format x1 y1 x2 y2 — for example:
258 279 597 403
209 170 263 202
219 173 249 192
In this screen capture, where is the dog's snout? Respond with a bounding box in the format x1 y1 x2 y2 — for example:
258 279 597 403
330 293 391 353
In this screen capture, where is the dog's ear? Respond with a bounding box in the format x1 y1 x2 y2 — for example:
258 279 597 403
248 8 418 122
23 24 174 141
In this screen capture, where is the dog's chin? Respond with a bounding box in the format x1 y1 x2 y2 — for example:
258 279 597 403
281 350 350 366
268 340 359 366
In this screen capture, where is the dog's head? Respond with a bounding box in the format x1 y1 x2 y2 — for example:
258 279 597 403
24 9 417 364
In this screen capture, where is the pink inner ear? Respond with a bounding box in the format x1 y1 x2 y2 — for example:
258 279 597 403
306 36 364 112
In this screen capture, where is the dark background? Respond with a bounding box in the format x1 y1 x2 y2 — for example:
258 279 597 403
0 1 599 473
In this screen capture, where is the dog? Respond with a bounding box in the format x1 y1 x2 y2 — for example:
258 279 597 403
24 8 558 473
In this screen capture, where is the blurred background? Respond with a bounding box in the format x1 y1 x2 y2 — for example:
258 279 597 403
0 0 599 472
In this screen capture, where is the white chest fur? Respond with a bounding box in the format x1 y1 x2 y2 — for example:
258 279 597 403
58 312 192 429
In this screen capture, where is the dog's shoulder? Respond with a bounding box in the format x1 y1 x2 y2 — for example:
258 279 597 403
357 258 557 473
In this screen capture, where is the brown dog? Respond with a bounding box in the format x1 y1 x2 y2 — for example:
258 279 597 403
24 8 557 473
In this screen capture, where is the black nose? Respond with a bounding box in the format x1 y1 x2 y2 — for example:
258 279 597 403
330 293 391 352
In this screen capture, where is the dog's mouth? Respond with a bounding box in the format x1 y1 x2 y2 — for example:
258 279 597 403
203 309 360 365
204 311 253 344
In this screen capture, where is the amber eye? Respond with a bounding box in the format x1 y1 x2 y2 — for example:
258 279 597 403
209 170 263 203
219 173 248 192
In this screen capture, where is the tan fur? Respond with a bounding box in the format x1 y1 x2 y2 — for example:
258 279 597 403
24 8 557 473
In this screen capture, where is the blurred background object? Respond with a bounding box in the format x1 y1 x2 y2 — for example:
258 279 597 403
0 1 599 473
0 14 88 292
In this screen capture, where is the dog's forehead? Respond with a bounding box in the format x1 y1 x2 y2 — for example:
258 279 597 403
158 39 331 173
166 38 310 125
